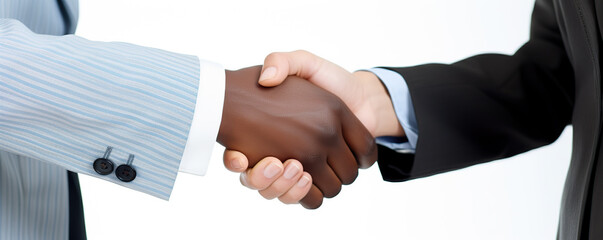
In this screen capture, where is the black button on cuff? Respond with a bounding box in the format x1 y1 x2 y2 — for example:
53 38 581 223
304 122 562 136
93 158 114 175
116 165 136 182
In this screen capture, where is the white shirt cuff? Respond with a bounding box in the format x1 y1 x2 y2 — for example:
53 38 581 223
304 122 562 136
179 60 225 176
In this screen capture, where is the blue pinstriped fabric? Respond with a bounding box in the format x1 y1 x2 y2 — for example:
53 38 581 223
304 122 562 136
0 151 69 239
0 0 201 239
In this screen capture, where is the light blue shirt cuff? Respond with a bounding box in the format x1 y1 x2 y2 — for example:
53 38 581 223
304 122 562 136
365 68 418 153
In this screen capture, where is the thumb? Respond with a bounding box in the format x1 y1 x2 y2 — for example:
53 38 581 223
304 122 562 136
258 50 323 87
258 65 286 87
223 149 249 172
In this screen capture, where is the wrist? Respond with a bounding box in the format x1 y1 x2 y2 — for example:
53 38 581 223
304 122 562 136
216 70 232 144
217 69 245 145
353 71 404 137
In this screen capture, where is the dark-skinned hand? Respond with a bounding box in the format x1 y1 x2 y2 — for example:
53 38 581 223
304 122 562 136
217 66 377 208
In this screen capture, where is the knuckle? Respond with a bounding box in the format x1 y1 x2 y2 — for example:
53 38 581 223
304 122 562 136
358 140 378 169
312 114 342 144
245 175 266 190
302 154 322 166
278 186 307 204
293 49 310 56
259 190 277 200
270 184 290 196
265 52 286 65
246 180 260 190
319 125 339 143
265 52 282 60
301 154 326 173
278 194 299 204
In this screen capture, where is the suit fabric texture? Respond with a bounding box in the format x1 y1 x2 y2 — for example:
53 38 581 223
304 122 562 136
377 0 603 239
0 0 202 239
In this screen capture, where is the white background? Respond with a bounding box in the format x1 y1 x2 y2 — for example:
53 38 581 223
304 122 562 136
76 0 572 239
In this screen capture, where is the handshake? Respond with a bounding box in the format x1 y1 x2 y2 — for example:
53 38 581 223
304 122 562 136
217 51 405 208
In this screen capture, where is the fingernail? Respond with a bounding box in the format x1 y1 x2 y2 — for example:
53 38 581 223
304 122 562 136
297 175 310 187
283 164 300 179
240 173 249 186
263 162 282 178
231 157 243 170
259 67 276 83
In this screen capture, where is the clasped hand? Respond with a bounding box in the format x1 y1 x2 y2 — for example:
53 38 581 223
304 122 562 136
217 51 403 208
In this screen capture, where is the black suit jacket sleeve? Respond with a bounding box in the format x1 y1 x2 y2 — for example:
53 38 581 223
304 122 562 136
377 0 575 182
